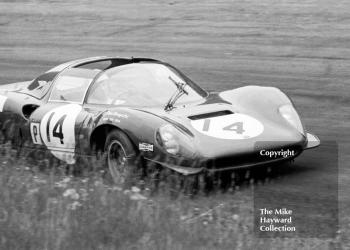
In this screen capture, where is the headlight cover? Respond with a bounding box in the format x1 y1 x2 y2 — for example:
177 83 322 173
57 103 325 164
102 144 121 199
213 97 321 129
156 124 195 158
278 104 304 135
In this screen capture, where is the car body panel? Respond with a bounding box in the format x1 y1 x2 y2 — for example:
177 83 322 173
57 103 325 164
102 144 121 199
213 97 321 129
0 56 320 174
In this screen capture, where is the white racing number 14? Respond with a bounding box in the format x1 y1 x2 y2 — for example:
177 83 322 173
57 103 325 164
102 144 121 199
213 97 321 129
31 104 83 164
202 119 245 134
30 114 67 145
46 112 67 144
191 113 264 140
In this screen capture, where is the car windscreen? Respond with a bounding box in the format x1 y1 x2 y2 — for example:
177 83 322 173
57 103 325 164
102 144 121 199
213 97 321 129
86 63 204 107
49 68 100 103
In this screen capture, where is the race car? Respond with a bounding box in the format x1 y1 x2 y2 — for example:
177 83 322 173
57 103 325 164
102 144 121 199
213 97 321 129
0 56 320 185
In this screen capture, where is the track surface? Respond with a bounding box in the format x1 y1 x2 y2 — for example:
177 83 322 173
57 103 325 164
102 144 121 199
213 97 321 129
0 0 349 243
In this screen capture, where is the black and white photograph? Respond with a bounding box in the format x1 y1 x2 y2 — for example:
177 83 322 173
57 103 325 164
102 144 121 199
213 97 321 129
0 0 347 249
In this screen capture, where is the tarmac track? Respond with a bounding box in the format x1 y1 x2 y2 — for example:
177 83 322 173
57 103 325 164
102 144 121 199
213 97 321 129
0 0 349 241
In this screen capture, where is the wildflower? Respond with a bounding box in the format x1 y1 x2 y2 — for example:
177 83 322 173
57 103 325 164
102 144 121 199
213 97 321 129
55 182 66 188
63 188 80 200
62 177 71 183
131 186 141 193
193 207 200 216
206 211 214 222
28 188 39 195
180 215 190 221
55 177 71 188
130 193 147 201
34 178 47 184
112 186 123 192
232 214 239 220
79 188 89 201
94 180 103 187
67 201 82 210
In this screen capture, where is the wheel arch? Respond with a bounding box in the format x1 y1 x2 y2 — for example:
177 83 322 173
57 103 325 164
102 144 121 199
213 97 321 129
89 124 138 153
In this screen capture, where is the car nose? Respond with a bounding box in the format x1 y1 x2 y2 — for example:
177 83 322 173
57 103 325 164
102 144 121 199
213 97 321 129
192 121 306 159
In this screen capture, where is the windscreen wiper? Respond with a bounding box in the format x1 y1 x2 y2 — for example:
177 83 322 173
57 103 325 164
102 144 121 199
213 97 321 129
164 76 188 111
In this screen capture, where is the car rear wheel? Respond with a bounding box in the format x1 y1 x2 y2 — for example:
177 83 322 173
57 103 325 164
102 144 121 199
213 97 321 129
103 129 142 187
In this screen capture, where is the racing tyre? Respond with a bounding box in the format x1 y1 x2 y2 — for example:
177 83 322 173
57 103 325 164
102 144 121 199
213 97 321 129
103 129 142 187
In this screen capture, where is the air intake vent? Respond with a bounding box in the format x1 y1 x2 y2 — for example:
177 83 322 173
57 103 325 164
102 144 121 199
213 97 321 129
22 104 40 119
188 110 233 120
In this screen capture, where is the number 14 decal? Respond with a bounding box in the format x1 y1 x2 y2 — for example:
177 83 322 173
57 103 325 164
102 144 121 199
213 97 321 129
46 112 67 144
31 112 67 145
202 119 245 134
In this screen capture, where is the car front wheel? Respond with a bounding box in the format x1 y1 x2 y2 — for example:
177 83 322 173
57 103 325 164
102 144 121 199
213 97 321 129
103 129 142 187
